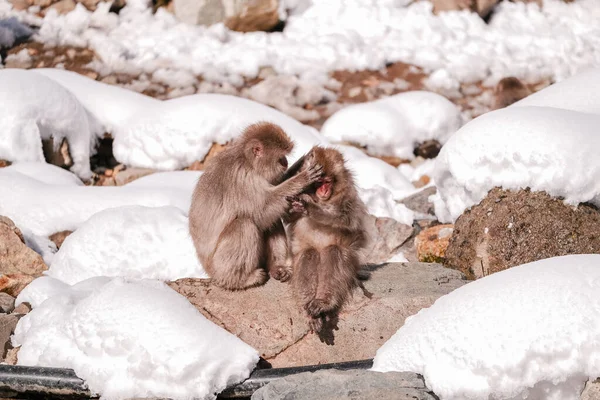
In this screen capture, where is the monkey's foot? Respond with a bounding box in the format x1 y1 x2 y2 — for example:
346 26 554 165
308 316 323 333
305 298 333 317
242 268 269 289
270 266 292 282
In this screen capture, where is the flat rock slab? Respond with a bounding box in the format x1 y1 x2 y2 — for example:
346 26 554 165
168 262 465 367
251 369 437 400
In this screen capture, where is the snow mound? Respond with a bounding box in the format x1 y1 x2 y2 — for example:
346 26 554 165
13 277 259 400
372 254 600 400
0 17 32 48
15 276 70 309
512 68 600 115
113 93 327 170
126 170 203 191
431 106 600 222
321 91 463 159
4 162 84 186
358 186 414 226
48 206 207 285
0 69 97 180
0 170 190 237
32 68 160 135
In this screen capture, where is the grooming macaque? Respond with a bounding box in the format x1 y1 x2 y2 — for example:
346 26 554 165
189 122 323 290
286 146 368 333
493 77 532 109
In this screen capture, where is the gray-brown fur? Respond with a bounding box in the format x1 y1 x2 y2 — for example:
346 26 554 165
189 122 323 290
286 146 368 337
493 77 532 109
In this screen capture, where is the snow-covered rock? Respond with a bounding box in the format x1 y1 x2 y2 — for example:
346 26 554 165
47 206 207 285
321 91 462 160
4 162 84 186
13 277 259 400
0 69 98 180
125 170 203 191
32 68 160 135
372 254 600 400
113 93 327 170
432 106 600 222
0 171 190 237
0 17 32 48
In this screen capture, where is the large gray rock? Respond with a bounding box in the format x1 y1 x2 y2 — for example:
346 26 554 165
445 188 600 279
174 0 280 32
251 369 437 400
361 215 414 264
168 262 465 367
399 186 436 216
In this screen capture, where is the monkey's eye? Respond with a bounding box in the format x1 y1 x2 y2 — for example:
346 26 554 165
278 157 288 168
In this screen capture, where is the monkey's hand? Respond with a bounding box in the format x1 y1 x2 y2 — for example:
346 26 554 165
286 195 307 215
302 151 324 184
270 266 292 282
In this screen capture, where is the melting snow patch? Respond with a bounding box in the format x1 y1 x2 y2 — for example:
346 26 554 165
372 254 600 400
13 277 259 400
47 206 207 285
0 69 99 180
321 91 463 160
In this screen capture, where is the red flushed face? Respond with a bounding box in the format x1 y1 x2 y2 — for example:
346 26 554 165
316 177 333 200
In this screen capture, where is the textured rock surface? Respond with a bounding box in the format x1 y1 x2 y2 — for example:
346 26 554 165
49 230 73 250
0 314 21 361
169 262 465 367
361 215 414 264
251 369 437 400
445 188 600 279
399 186 436 216
581 378 600 400
0 216 47 277
0 293 15 314
415 224 453 263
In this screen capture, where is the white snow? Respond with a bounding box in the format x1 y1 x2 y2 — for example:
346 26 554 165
12 277 259 400
15 276 70 309
2 0 598 91
113 93 327 170
321 91 463 160
126 170 203 191
372 254 600 400
32 68 160 135
432 68 600 222
358 185 414 226
47 206 207 285
0 69 98 180
0 170 190 237
4 162 84 186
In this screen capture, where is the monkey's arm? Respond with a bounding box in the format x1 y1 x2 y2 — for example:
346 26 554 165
257 164 322 230
281 154 306 182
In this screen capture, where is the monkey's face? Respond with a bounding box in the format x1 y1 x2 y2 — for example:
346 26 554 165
256 149 289 184
315 177 333 201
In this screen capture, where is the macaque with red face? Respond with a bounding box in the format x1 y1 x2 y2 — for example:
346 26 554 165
285 146 368 335
189 122 323 290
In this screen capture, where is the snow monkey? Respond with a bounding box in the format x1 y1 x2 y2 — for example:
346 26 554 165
189 122 324 290
493 77 532 110
286 146 368 335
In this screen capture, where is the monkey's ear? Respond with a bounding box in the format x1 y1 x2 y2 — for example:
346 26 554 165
246 139 264 159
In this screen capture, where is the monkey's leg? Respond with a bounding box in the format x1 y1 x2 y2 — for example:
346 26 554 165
209 218 268 290
306 245 358 317
265 220 292 282
293 248 322 330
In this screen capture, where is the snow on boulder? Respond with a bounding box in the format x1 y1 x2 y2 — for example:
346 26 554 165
321 91 463 160
511 67 600 115
432 106 600 222
4 162 84 186
0 69 98 180
32 68 161 135
12 277 259 400
372 254 600 400
47 206 207 285
113 93 328 170
0 170 190 237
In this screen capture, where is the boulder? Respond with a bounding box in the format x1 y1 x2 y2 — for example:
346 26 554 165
0 274 35 297
415 224 453 263
0 314 20 361
251 369 437 400
0 216 47 277
49 230 73 250
581 378 600 400
0 293 15 314
113 167 156 186
168 262 465 367
399 186 436 216
174 0 280 32
361 215 414 264
445 188 600 279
